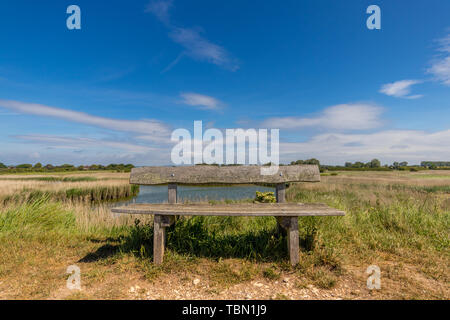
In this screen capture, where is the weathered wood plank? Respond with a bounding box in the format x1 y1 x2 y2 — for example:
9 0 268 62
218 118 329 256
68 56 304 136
160 215 175 227
130 165 320 185
275 183 287 236
112 203 345 216
276 216 291 229
275 183 286 203
286 217 300 266
153 215 165 265
168 183 177 204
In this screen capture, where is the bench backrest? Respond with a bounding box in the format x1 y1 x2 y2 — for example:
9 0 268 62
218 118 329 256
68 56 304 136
130 165 320 185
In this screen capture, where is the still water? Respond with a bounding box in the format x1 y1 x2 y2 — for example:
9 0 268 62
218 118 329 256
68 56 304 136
124 185 275 204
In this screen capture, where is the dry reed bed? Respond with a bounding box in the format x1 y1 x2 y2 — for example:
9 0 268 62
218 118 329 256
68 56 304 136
0 172 130 179
289 175 449 211
0 170 448 299
69 202 153 233
0 175 137 205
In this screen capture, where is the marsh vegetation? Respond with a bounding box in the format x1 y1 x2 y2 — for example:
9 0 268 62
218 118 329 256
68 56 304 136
0 170 448 299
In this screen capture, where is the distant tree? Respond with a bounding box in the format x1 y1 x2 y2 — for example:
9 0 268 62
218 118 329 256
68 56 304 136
16 164 32 169
290 159 320 166
34 162 42 169
354 162 364 168
304 158 320 165
59 164 75 171
44 164 54 170
392 162 400 169
370 159 381 168
420 161 450 168
345 162 352 168
399 161 408 167
0 162 6 169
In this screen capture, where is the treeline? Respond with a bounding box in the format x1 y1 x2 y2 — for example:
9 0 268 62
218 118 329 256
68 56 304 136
0 163 135 173
2 160 449 173
291 159 450 172
420 161 450 169
291 158 389 171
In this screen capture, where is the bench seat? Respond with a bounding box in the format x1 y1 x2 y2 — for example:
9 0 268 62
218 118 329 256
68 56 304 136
112 203 345 217
110 165 345 266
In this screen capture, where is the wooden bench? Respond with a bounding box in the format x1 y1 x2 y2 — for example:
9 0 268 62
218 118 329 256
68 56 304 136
112 165 345 266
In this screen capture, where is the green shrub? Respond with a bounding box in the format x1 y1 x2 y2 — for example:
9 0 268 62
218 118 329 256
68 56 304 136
254 191 276 203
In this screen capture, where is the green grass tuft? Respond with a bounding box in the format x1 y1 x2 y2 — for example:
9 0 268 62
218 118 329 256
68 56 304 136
0 196 76 239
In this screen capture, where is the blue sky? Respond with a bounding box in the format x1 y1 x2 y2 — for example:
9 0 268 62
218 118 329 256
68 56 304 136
0 0 449 165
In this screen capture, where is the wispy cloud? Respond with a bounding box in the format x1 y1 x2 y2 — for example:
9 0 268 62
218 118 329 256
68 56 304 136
15 135 155 153
168 27 238 71
180 92 222 110
262 104 383 131
379 80 423 99
0 99 171 139
146 0 238 71
145 0 173 25
427 32 450 86
279 129 450 165
94 66 135 83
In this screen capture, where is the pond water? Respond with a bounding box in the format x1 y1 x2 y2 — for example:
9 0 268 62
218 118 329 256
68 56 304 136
121 185 275 204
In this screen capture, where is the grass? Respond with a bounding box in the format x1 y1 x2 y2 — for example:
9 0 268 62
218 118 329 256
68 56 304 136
1 185 139 205
0 196 77 239
0 172 138 204
0 170 448 299
2 176 99 182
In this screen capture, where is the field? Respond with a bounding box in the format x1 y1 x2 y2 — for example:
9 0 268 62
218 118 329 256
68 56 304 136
0 170 448 300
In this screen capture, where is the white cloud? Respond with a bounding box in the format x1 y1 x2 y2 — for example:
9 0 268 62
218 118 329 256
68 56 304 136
379 80 423 98
169 27 238 71
279 129 450 165
145 0 173 25
146 0 238 71
0 99 171 140
262 104 383 131
15 135 155 154
180 92 222 110
427 33 450 86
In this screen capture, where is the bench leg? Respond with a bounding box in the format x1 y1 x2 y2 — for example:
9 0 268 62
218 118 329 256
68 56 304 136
153 215 165 265
287 217 299 266
275 217 287 236
275 183 287 236
276 216 300 266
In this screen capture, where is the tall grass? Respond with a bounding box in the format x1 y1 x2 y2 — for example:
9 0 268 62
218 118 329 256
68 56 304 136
288 180 449 255
0 196 76 239
1 185 139 205
122 216 286 261
119 172 448 288
0 170 448 294
2 176 99 182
